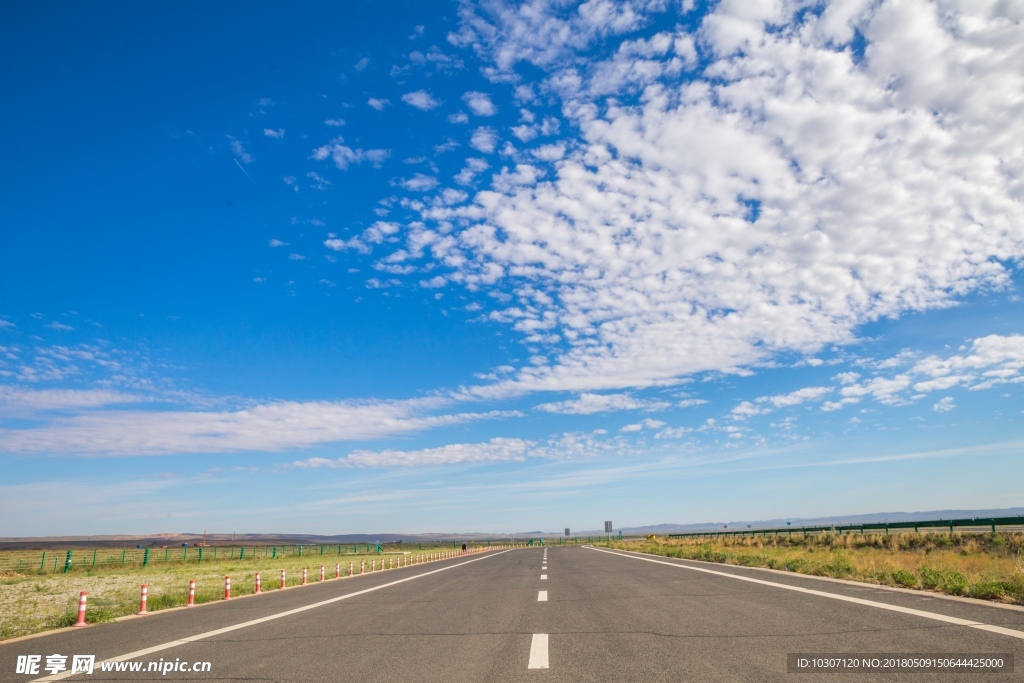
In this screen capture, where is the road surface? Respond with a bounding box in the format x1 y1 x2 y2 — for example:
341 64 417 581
2 546 1022 681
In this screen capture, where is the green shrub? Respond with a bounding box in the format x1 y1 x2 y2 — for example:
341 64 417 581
919 567 943 590
968 581 1006 600
941 571 969 595
891 570 918 588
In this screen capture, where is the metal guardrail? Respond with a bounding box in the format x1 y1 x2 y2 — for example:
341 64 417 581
667 516 1024 539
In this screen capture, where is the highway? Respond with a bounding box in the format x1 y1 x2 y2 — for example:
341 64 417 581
2 546 1023 682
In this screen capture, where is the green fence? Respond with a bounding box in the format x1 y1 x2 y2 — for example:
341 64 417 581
0 541 467 575
667 515 1024 540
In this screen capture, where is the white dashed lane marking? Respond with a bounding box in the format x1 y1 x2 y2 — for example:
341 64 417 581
538 590 548 602
541 574 547 580
528 633 549 669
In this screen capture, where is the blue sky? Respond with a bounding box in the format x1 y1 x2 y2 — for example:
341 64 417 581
2 0 1023 536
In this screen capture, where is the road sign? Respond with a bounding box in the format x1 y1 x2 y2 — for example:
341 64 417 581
565 528 570 536
604 521 613 533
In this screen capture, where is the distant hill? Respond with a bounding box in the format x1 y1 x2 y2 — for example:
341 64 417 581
3 507 1021 548
569 507 1024 536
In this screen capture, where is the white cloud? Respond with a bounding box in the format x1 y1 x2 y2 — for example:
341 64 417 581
46 321 74 331
306 171 331 190
324 118 346 127
294 437 532 468
0 386 144 414
399 1 1024 397
759 386 833 408
291 429 626 468
228 138 252 163
402 90 441 110
449 112 470 124
269 239 287 247
0 320 14 329
354 57 371 71
730 401 768 419
455 157 490 185
932 396 956 412
535 392 669 414
677 398 707 408
367 97 390 110
0 397 517 456
469 127 498 153
263 128 285 139
911 335 1024 391
654 426 691 439
312 138 390 169
400 173 439 192
463 91 497 116
619 417 666 432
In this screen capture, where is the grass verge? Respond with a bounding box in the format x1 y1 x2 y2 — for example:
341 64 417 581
598 532 1024 605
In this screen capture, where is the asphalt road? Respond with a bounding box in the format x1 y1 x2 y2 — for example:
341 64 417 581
2 545 1023 682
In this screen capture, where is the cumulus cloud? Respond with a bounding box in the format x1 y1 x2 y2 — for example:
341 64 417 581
759 386 833 409
535 392 669 414
378 0 1024 397
402 90 441 110
400 173 440 192
469 126 498 153
263 128 285 139
0 397 517 456
822 334 1024 411
463 91 497 116
933 397 956 413
312 138 390 169
368 97 390 110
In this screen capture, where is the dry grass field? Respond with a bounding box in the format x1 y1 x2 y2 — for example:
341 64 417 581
600 532 1024 605
0 546 474 641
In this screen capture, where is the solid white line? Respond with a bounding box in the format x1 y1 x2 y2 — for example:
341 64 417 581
584 547 1024 641
541 574 547 580
538 590 548 601
528 633 549 669
30 550 512 682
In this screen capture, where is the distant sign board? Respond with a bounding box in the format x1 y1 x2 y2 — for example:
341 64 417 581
565 528 570 536
604 521 613 533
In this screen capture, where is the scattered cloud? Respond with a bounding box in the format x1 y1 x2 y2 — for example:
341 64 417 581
367 97 390 111
263 128 285 139
535 392 669 414
324 118 346 127
312 138 390 169
619 418 666 432
402 90 441 110
400 173 439 192
228 138 252 164
933 397 956 413
463 91 497 116
469 126 498 153
46 322 74 332
391 1 1024 397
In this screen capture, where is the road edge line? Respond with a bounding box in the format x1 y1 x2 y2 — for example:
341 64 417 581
583 546 1024 641
28 549 513 682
